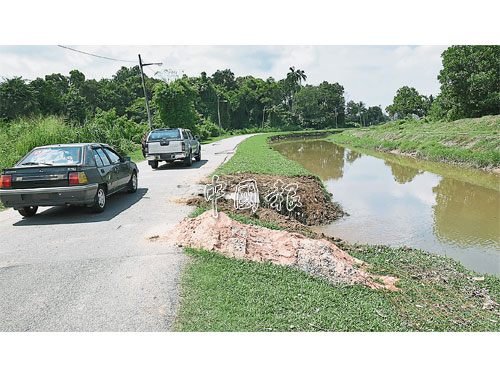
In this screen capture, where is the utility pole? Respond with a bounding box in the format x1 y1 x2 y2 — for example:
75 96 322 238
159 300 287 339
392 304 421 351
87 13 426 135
216 94 228 136
138 54 162 131
262 106 267 129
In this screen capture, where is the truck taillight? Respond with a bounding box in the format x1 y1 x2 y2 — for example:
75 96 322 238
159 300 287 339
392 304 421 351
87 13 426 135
69 172 89 185
0 175 12 188
181 141 185 151
145 144 148 153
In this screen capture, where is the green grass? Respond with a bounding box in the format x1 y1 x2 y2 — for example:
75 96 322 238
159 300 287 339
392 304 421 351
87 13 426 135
201 133 238 144
175 246 500 332
127 145 145 163
215 133 313 176
327 115 500 168
174 248 406 332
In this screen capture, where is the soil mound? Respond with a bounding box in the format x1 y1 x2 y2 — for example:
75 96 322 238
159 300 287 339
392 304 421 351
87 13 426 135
168 211 399 291
199 172 345 226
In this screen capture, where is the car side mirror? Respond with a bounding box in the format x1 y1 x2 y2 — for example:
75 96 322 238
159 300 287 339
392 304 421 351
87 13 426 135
123 157 131 162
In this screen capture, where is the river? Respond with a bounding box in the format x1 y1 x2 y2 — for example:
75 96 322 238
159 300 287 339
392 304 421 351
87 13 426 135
273 139 500 275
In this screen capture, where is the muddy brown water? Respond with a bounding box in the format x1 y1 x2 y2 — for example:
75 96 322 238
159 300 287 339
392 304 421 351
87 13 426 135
273 140 500 275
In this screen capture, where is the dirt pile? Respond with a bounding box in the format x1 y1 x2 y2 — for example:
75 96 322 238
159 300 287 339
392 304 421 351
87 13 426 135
199 172 345 226
168 211 399 291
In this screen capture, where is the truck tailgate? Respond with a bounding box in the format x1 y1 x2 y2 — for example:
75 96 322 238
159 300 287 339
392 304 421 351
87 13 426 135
148 140 183 154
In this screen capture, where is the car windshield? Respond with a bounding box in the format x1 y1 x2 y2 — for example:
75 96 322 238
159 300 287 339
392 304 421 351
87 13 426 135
148 129 181 141
20 146 82 166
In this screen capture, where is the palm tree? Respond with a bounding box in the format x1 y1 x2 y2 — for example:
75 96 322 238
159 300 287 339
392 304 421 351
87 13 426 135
286 66 307 113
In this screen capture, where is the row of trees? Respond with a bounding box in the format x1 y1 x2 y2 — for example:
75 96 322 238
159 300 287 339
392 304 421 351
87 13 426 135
2 44 495 143
0 64 388 143
0 66 157 125
386 45 499 121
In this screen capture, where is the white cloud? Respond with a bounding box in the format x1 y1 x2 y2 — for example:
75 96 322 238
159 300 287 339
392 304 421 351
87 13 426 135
0 45 447 111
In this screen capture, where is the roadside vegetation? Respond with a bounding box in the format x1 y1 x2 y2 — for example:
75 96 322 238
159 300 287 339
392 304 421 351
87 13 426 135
215 133 313 176
326 115 500 169
176 131 500 331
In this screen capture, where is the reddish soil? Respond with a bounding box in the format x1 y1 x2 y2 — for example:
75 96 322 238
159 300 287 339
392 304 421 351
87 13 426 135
167 211 399 290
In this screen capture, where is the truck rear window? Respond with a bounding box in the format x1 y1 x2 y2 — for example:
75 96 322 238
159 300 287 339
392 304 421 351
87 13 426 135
19 146 82 166
148 129 181 141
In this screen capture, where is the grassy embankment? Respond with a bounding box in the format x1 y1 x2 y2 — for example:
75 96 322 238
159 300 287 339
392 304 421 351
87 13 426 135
174 133 500 332
326 115 500 169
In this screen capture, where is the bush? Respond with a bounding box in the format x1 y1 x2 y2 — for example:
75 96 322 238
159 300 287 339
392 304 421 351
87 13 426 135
195 118 220 141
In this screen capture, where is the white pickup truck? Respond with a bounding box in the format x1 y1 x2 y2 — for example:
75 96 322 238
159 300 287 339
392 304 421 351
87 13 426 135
145 128 201 169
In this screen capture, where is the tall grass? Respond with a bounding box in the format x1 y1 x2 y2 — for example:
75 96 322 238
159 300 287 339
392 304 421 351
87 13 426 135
0 113 147 169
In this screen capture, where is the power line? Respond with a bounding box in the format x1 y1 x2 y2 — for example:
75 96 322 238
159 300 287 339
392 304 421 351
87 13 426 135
57 45 137 63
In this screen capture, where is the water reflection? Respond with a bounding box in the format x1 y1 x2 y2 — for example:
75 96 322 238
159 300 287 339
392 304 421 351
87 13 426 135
276 141 346 180
433 178 500 249
273 140 500 275
346 150 362 164
384 160 423 184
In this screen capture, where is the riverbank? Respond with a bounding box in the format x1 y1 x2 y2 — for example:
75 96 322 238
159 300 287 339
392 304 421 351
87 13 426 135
326 115 500 171
174 133 500 331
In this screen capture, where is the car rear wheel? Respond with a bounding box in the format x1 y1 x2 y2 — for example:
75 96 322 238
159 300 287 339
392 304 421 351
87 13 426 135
19 206 38 217
195 148 201 162
128 171 138 193
184 150 193 166
90 185 107 213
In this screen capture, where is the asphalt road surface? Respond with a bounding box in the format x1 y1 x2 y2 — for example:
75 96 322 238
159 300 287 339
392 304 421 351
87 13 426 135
0 135 254 331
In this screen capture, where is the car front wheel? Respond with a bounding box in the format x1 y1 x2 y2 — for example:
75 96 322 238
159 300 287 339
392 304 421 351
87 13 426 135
19 206 38 217
90 186 107 213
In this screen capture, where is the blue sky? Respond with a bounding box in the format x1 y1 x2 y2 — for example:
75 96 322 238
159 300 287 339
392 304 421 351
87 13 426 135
0 45 447 111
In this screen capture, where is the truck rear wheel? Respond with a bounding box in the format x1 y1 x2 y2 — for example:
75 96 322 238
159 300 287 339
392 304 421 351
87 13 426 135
149 160 159 169
184 151 193 166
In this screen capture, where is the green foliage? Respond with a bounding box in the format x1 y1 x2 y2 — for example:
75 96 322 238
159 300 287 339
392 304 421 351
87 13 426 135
438 45 500 120
385 86 429 119
153 79 198 132
195 118 219 141
295 81 345 129
63 88 88 125
0 77 39 121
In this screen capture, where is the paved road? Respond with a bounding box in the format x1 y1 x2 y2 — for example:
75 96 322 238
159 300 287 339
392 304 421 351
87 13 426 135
0 135 253 331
